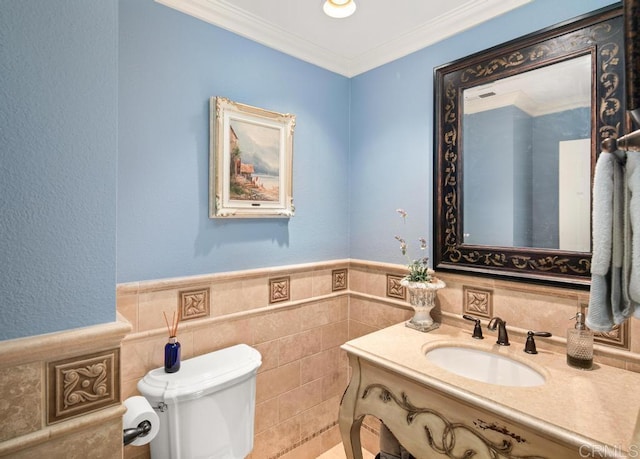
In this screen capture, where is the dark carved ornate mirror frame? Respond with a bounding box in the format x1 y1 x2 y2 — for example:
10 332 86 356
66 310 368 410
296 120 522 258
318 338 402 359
433 5 625 288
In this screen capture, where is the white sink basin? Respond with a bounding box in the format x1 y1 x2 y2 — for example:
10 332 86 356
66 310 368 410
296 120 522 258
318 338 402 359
425 346 545 387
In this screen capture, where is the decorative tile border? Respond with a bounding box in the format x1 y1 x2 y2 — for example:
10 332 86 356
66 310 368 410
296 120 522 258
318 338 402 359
267 421 338 459
269 276 290 304
179 287 210 321
332 268 348 291
463 286 492 319
386 274 406 300
582 304 629 349
47 349 120 424
594 322 629 349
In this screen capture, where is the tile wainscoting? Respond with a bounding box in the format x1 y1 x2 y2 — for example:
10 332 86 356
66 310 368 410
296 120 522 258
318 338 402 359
119 259 404 459
0 318 130 458
3 259 640 459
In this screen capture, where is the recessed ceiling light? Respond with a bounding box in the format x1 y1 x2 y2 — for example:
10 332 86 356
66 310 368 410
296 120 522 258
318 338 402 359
322 0 357 19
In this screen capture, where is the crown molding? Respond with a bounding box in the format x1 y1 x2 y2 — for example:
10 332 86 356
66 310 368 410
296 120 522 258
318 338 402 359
155 0 531 78
348 0 532 76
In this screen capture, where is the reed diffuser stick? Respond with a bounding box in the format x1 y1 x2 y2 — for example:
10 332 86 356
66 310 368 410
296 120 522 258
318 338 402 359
171 312 178 337
163 311 179 338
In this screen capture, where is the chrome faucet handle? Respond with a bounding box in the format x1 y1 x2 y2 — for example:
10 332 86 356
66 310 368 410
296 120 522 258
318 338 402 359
524 331 552 354
462 314 484 339
488 317 510 346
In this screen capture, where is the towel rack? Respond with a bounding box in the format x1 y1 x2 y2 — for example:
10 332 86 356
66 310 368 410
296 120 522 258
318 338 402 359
601 128 640 162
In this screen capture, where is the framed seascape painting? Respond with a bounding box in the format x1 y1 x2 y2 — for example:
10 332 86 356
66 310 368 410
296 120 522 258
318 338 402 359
209 97 296 218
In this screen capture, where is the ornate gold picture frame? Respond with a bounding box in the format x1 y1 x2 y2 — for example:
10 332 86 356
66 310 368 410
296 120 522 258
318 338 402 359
209 97 295 218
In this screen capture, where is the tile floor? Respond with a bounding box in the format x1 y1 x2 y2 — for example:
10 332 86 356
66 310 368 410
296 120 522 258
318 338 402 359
317 443 375 459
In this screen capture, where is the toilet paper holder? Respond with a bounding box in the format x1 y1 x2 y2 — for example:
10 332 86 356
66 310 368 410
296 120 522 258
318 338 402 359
123 420 152 446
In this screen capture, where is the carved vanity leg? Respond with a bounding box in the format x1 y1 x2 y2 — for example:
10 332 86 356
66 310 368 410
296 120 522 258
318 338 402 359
339 354 364 459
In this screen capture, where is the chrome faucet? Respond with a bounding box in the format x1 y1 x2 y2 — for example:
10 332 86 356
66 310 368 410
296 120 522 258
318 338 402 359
488 317 510 346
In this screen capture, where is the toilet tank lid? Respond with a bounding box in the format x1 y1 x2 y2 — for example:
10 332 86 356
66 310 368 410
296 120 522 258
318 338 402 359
138 344 262 403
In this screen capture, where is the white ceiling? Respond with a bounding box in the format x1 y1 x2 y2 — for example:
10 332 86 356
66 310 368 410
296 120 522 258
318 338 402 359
155 0 532 77
465 54 592 117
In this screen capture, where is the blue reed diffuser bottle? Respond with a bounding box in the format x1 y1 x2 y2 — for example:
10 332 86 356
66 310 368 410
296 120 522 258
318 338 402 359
163 312 181 373
164 336 181 373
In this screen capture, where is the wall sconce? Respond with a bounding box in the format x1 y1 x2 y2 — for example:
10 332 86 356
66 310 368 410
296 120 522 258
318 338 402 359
323 0 357 19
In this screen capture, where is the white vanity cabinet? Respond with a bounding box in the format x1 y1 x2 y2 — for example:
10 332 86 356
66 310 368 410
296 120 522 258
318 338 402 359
338 323 640 459
340 354 577 459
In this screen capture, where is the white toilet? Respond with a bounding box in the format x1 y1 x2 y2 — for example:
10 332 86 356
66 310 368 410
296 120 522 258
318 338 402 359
138 343 262 459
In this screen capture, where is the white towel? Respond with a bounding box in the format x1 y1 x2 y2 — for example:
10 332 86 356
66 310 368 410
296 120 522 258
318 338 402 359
628 154 640 305
586 151 638 331
587 152 616 331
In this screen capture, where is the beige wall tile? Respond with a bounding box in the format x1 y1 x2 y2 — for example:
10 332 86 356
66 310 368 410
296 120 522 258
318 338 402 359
312 269 333 296
0 362 41 441
249 417 301 459
278 434 323 459
117 290 139 333
255 397 279 434
138 289 179 333
629 317 640 354
211 279 244 316
123 442 149 459
298 395 341 440
321 320 348 350
301 347 340 384
111 260 640 459
11 418 122 459
348 320 377 340
254 339 279 373
371 302 409 329
349 268 367 293
349 297 369 323
364 270 387 298
211 277 269 315
120 335 167 382
242 277 270 310
492 289 576 335
437 281 465 314
334 296 349 321
290 271 313 301
279 328 322 366
279 424 343 459
300 298 348 331
251 308 301 344
317 426 344 457
322 365 348 400
191 319 252 356
121 376 140 401
279 378 323 420
256 361 300 403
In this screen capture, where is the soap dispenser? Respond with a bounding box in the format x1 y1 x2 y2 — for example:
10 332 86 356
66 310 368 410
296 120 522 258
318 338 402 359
567 312 593 370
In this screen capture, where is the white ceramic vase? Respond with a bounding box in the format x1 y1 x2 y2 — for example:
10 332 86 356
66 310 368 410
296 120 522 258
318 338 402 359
401 278 446 332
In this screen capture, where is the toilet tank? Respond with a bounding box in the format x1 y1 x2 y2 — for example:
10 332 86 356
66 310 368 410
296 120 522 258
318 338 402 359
138 344 262 459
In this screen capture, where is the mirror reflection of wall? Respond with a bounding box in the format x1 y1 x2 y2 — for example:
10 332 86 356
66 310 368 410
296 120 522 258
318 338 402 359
462 54 591 251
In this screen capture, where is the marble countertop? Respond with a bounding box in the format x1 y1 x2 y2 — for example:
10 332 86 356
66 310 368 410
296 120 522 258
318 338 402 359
341 322 640 455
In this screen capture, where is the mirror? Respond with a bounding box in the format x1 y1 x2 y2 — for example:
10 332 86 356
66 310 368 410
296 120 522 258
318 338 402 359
462 55 592 252
434 6 625 287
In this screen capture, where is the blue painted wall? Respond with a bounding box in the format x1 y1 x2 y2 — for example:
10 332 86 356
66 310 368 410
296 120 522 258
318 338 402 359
118 0 350 282
0 0 617 340
0 0 118 341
